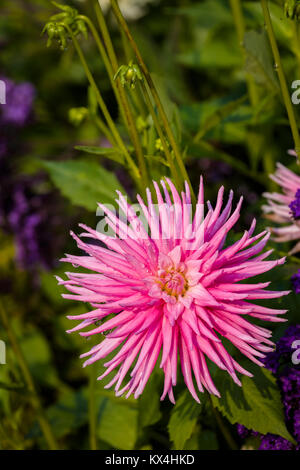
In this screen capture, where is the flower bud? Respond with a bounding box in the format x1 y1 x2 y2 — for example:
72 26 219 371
114 61 143 89
42 21 68 49
68 107 88 126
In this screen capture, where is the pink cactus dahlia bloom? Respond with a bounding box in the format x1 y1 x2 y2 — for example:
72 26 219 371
58 178 289 403
262 161 300 254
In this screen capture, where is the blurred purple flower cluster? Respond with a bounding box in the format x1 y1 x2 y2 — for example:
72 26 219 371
289 189 300 220
0 77 35 127
0 78 35 160
0 77 63 272
291 270 300 294
237 325 300 450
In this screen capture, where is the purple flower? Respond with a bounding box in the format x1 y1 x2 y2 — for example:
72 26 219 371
289 189 300 220
237 424 251 439
1 175 65 272
0 78 35 127
262 325 300 374
237 424 259 439
259 434 294 450
291 270 300 294
279 369 300 441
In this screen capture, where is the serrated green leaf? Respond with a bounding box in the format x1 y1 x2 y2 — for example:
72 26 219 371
42 160 125 211
211 366 295 444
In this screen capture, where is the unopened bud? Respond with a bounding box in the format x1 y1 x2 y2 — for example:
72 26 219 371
114 61 143 89
69 107 88 126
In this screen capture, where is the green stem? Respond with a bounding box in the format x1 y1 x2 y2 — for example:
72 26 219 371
88 360 97 450
110 0 195 201
292 20 300 77
230 0 259 107
0 301 58 450
261 0 300 159
209 398 238 450
77 15 125 118
140 81 181 188
64 24 140 182
89 3 149 190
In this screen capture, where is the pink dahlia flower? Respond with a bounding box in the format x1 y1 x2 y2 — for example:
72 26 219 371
262 161 300 254
58 178 288 403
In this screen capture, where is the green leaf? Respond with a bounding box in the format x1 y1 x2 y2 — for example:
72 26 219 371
74 145 125 165
97 397 138 450
211 365 296 444
12 320 60 388
244 30 279 91
168 390 205 449
138 372 162 429
42 159 125 211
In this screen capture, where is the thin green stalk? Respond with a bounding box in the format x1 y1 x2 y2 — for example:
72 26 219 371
110 0 195 201
0 301 58 450
120 28 147 118
92 0 119 71
230 0 259 107
292 20 300 77
77 15 126 117
64 24 140 182
261 0 300 159
140 81 181 188
88 3 149 189
88 360 97 450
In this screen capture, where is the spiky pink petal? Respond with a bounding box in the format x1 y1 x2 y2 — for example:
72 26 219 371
61 178 289 402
